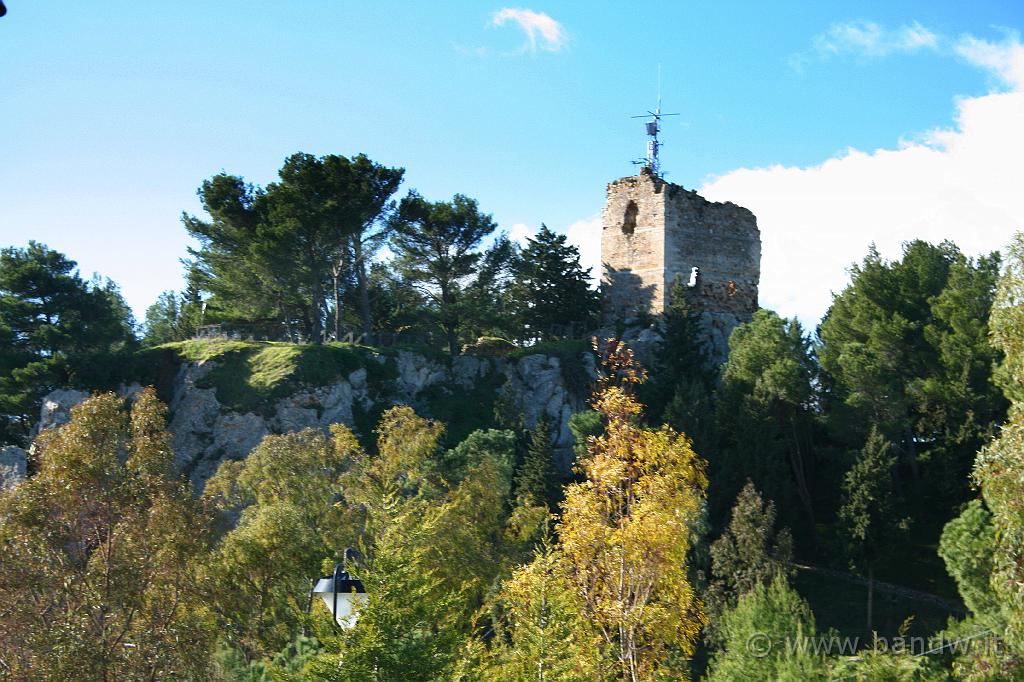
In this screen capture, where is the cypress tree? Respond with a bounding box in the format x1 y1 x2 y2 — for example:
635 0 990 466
514 415 560 509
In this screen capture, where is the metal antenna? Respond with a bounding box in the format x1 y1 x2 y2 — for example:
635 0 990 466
631 65 679 177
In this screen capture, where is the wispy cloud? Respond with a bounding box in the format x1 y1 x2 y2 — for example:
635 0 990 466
813 20 938 57
490 8 568 53
791 19 938 70
954 30 1024 90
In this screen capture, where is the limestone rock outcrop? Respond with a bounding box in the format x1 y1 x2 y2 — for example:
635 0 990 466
30 348 594 491
0 446 27 490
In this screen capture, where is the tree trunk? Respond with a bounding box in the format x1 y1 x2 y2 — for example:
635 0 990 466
440 280 459 356
866 564 874 638
788 416 817 530
445 322 459 356
331 268 341 342
354 236 372 339
904 423 920 481
310 278 324 344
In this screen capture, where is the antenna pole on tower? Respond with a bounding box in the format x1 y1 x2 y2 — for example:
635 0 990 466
631 66 679 177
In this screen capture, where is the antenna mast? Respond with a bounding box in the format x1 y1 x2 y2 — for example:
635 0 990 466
631 65 679 177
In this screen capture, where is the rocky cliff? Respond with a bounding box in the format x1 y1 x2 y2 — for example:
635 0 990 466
29 344 595 491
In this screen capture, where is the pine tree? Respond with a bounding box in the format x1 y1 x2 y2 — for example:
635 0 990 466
509 224 599 340
390 192 498 355
184 154 403 342
838 426 907 636
818 240 1004 502
707 577 828 681
938 499 999 618
705 481 794 635
644 277 716 448
714 309 817 534
513 414 560 509
0 242 136 444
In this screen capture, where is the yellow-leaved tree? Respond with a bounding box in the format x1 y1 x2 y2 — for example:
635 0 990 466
477 340 708 681
0 390 214 680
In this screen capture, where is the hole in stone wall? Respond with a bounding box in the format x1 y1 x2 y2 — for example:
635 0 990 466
622 200 638 235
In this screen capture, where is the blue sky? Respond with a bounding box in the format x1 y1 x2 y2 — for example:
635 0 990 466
2 1 1023 326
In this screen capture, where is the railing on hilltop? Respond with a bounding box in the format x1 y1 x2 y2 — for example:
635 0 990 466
194 323 438 348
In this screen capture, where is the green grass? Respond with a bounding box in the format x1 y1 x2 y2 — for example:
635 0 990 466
155 339 388 416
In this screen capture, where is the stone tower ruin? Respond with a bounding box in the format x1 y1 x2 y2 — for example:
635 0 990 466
601 168 761 364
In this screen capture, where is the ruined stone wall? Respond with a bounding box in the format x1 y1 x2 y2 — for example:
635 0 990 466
663 183 761 363
601 171 667 320
601 168 761 364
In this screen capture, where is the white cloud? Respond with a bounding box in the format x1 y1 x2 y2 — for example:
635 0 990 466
699 34 1024 327
954 31 1024 90
565 214 601 287
508 222 535 245
812 20 938 58
490 8 568 53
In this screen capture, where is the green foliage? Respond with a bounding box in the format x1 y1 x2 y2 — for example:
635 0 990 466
212 634 322 682
830 644 947 681
143 288 204 345
0 390 214 679
934 614 1019 681
974 232 1024 652
706 481 795 634
305 406 520 680
461 236 521 343
819 240 1004 506
391 191 498 355
467 537 601 681
364 261 431 338
839 428 907 570
938 500 999 618
513 415 561 509
441 427 517 486
419 365 505 446
508 224 599 340
707 576 830 682
568 408 602 460
0 242 137 444
184 153 403 342
715 309 818 532
838 427 910 636
643 277 716 445
201 426 362 657
307 537 464 682
462 335 516 356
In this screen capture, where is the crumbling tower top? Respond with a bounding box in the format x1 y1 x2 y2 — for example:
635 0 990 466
600 170 761 364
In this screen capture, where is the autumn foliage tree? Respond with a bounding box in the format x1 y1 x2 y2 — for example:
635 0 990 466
477 339 708 680
0 390 213 680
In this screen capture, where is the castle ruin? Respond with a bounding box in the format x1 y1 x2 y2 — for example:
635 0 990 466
601 167 761 364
